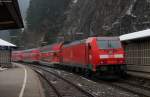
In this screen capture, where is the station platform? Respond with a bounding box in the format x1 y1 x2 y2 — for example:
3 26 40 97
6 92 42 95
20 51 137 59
0 63 45 97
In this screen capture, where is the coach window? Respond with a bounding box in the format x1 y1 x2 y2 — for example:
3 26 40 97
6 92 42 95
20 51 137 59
88 43 91 50
53 52 57 56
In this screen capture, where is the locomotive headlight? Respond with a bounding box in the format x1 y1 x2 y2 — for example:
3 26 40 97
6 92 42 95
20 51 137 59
114 54 123 58
100 55 109 59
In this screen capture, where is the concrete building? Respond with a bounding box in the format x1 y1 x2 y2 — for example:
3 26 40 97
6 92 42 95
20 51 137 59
0 38 16 67
120 29 150 78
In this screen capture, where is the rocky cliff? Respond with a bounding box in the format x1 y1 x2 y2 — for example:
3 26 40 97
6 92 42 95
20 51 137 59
62 0 150 37
24 0 150 48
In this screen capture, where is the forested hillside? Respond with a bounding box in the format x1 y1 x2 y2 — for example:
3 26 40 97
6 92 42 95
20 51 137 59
23 0 70 48
22 0 150 48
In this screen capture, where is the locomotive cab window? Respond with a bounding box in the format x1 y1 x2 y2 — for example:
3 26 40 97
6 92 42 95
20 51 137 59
97 40 121 49
109 41 121 48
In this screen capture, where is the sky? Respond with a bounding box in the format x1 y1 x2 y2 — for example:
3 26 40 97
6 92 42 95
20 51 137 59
18 0 30 18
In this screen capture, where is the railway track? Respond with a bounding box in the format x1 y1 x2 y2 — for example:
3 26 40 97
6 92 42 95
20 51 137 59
34 69 62 97
110 80 150 97
91 76 150 97
31 65 95 97
24 63 150 97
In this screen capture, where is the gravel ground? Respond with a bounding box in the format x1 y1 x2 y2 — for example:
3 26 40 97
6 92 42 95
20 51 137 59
41 67 139 97
39 75 58 97
45 71 90 97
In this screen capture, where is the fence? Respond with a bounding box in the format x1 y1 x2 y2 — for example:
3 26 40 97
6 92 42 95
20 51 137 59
124 38 150 78
125 39 150 65
0 46 11 67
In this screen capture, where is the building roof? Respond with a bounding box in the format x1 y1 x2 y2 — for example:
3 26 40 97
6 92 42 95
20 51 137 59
0 38 16 47
0 0 24 30
119 29 150 41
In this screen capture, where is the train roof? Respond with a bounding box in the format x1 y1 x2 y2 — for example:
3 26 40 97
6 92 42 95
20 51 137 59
120 29 150 41
0 38 16 47
40 43 62 50
64 37 120 47
12 50 22 52
23 48 40 52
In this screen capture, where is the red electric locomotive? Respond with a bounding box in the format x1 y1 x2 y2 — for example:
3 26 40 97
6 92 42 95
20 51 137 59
12 36 125 77
62 37 126 76
22 48 41 63
12 51 23 62
40 43 62 65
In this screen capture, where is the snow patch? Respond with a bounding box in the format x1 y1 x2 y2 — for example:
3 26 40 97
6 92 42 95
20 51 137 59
77 83 82 87
126 0 137 17
37 70 44 75
92 92 99 96
0 67 7 71
102 24 112 30
81 77 97 84
110 20 120 28
112 21 120 26
73 0 78 4
56 70 61 75
108 87 113 90
92 91 106 95
50 80 57 84
63 73 69 76
147 0 150 3
119 92 134 96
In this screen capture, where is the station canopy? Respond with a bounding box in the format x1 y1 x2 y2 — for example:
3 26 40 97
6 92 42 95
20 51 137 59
0 38 16 47
120 29 150 41
0 0 23 30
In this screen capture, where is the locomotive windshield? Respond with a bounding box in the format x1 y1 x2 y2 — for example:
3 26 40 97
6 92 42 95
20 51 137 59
97 40 121 49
